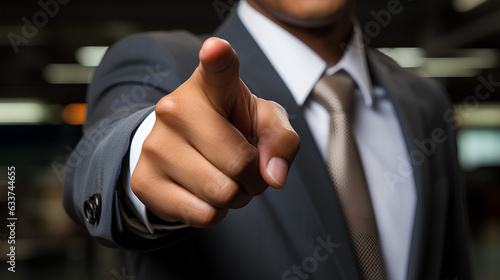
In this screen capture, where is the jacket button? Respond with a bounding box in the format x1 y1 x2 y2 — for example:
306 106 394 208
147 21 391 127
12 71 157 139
83 193 101 225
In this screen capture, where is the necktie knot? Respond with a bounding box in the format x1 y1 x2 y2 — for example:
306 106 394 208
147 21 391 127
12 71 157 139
311 71 355 117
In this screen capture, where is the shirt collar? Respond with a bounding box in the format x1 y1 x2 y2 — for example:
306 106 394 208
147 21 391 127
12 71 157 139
237 0 374 107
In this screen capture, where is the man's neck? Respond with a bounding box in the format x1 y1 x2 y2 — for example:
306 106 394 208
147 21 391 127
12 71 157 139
248 2 354 67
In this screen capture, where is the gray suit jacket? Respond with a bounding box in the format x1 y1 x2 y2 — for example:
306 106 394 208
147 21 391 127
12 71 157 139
63 11 473 280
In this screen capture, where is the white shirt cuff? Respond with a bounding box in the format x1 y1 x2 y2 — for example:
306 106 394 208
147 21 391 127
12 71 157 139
125 110 189 233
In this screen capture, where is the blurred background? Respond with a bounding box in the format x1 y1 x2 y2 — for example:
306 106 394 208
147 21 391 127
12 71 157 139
0 0 499 279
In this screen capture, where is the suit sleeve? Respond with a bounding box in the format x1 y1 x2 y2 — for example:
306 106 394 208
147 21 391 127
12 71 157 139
62 31 202 251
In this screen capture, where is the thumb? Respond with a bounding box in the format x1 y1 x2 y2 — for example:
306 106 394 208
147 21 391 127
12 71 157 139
254 100 300 189
193 37 241 119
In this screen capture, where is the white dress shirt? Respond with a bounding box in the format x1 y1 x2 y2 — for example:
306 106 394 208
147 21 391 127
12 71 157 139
125 1 416 279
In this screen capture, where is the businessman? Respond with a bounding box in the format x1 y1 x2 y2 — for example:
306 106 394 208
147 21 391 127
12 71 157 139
63 0 473 279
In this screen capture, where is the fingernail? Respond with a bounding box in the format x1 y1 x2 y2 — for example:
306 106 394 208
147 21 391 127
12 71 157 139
218 38 229 44
266 157 288 187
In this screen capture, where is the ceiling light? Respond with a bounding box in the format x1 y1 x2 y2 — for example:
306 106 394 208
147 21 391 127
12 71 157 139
0 100 47 124
418 57 482 77
43 64 95 84
62 103 87 125
455 103 500 127
379 47 498 77
75 46 108 67
377 48 426 68
453 0 488 12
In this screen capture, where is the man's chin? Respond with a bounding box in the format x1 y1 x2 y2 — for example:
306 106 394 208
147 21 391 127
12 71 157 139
254 1 341 28
273 13 340 28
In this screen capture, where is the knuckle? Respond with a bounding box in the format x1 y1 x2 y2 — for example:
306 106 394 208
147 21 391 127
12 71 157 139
227 144 257 178
283 129 301 151
130 167 148 199
207 175 239 208
258 127 274 144
155 94 192 124
270 100 287 116
198 208 219 227
155 96 180 118
191 205 226 228
141 133 163 156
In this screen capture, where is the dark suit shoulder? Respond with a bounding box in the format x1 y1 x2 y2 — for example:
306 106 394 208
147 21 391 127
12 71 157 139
367 48 438 89
105 31 202 71
90 30 202 93
367 48 452 112
85 31 203 130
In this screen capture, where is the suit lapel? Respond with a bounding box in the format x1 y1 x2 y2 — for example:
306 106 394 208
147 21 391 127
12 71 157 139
366 49 432 280
215 13 361 280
